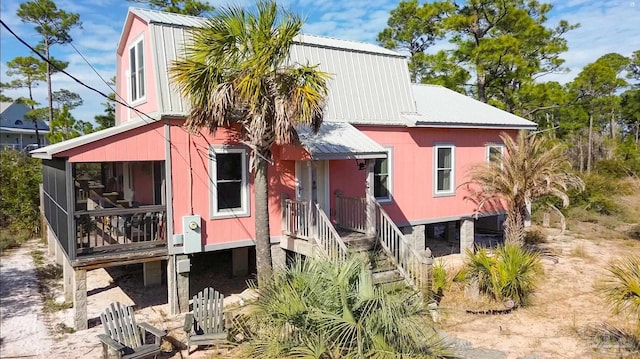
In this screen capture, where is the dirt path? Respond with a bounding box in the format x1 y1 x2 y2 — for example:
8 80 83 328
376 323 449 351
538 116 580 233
0 240 54 358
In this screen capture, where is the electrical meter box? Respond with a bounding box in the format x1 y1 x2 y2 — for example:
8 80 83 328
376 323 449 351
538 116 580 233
182 215 202 254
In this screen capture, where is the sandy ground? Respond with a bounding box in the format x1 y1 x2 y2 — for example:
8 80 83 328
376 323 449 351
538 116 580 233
0 240 54 358
436 228 640 359
1 226 639 358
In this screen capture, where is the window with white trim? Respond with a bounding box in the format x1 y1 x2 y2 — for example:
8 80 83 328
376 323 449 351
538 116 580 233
486 144 504 164
434 144 455 195
128 38 145 102
210 147 249 218
373 148 392 201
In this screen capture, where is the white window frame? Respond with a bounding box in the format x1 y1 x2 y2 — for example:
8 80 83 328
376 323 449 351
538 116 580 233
127 35 146 104
373 147 393 203
486 144 505 166
433 144 455 196
210 147 250 219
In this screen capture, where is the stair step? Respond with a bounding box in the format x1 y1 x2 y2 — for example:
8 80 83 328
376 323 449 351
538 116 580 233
372 269 404 285
344 237 377 251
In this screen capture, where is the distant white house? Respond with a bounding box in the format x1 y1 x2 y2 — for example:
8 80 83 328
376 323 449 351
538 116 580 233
0 101 49 150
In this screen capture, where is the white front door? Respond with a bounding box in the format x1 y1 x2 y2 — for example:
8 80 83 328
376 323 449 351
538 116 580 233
295 160 330 213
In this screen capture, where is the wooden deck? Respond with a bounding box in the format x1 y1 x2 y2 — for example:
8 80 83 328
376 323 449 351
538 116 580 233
71 241 168 270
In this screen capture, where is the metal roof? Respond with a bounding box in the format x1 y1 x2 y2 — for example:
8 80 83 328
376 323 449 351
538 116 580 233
30 118 159 159
408 85 537 129
297 121 387 160
129 7 207 28
0 101 50 131
131 7 413 126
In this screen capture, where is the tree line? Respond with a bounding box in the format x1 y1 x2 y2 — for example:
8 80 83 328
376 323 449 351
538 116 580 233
0 0 212 145
378 0 640 175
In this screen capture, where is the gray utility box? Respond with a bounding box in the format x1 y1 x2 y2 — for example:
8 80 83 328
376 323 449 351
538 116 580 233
182 215 203 254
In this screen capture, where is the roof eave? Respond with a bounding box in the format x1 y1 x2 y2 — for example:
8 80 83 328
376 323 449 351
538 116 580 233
410 122 537 130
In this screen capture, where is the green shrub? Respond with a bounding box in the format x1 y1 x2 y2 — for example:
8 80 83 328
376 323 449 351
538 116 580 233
524 228 547 245
465 244 542 307
628 225 640 240
0 228 32 253
233 256 450 358
599 255 640 334
432 262 449 303
0 149 41 236
569 173 628 215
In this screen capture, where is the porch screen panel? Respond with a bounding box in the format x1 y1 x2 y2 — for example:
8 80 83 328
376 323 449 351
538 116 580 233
42 159 70 257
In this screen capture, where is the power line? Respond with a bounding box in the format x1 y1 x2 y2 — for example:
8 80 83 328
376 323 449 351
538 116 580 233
0 19 158 124
1 18 258 229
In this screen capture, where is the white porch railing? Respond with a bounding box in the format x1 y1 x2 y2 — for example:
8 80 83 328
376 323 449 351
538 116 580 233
335 195 367 233
283 199 311 239
314 203 348 261
375 202 431 293
282 198 348 261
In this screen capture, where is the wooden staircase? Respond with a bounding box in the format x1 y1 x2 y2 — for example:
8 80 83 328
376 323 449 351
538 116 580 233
338 229 405 287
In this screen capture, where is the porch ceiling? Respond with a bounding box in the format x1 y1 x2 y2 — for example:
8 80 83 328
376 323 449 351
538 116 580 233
296 121 387 160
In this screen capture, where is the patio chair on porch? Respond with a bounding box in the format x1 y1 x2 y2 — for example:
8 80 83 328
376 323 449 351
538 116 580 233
184 287 227 355
97 302 166 359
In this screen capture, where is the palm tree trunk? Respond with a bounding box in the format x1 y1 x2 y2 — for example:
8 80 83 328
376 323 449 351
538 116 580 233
587 113 593 174
254 154 273 286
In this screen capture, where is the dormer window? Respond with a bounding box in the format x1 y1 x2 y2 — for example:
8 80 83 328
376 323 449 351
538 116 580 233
129 38 145 103
14 120 23 125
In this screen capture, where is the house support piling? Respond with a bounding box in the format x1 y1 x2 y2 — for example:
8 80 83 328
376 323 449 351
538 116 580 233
271 243 286 269
63 258 73 302
168 255 190 315
73 269 87 330
232 247 249 276
460 218 475 253
143 261 162 287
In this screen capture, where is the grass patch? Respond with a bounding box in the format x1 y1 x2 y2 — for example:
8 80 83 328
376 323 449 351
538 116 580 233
31 250 70 313
0 228 32 253
524 227 547 245
628 224 640 240
570 244 590 259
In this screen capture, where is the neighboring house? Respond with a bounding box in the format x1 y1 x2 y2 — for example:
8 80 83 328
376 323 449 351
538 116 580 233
0 101 49 150
32 7 536 330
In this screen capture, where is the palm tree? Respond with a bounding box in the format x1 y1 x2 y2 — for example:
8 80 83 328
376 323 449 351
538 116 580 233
233 255 450 358
464 131 584 244
600 255 640 335
170 2 329 285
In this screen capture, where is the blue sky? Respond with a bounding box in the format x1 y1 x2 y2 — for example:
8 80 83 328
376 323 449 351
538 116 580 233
1 0 639 123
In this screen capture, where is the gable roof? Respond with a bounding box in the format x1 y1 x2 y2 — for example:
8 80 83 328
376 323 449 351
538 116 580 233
0 101 50 131
120 7 414 126
297 121 387 160
406 85 537 130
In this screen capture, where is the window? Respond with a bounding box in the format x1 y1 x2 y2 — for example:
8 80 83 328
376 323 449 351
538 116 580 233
486 144 504 164
373 148 392 201
434 144 455 195
14 120 23 125
210 147 249 218
128 38 145 102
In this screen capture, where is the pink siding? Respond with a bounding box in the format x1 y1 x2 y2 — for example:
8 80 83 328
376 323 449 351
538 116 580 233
168 120 296 246
132 163 154 205
59 122 165 162
327 126 516 225
115 15 158 124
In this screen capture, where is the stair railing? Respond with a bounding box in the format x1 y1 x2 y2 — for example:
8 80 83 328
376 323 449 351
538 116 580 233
314 203 348 261
375 202 431 293
283 199 311 239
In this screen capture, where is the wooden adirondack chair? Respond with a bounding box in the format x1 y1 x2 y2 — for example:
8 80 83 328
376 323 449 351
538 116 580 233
184 287 227 355
97 302 166 359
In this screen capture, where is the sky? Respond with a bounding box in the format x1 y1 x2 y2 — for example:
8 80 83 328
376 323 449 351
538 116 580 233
0 0 639 123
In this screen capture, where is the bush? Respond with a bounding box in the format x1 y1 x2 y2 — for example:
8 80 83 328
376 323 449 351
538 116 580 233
233 256 450 358
0 149 41 235
465 244 542 307
432 262 449 303
599 255 640 334
628 225 640 240
524 228 547 245
0 228 32 253
569 173 629 215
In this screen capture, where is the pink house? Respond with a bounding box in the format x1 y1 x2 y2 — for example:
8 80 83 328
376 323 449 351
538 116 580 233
33 8 536 330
